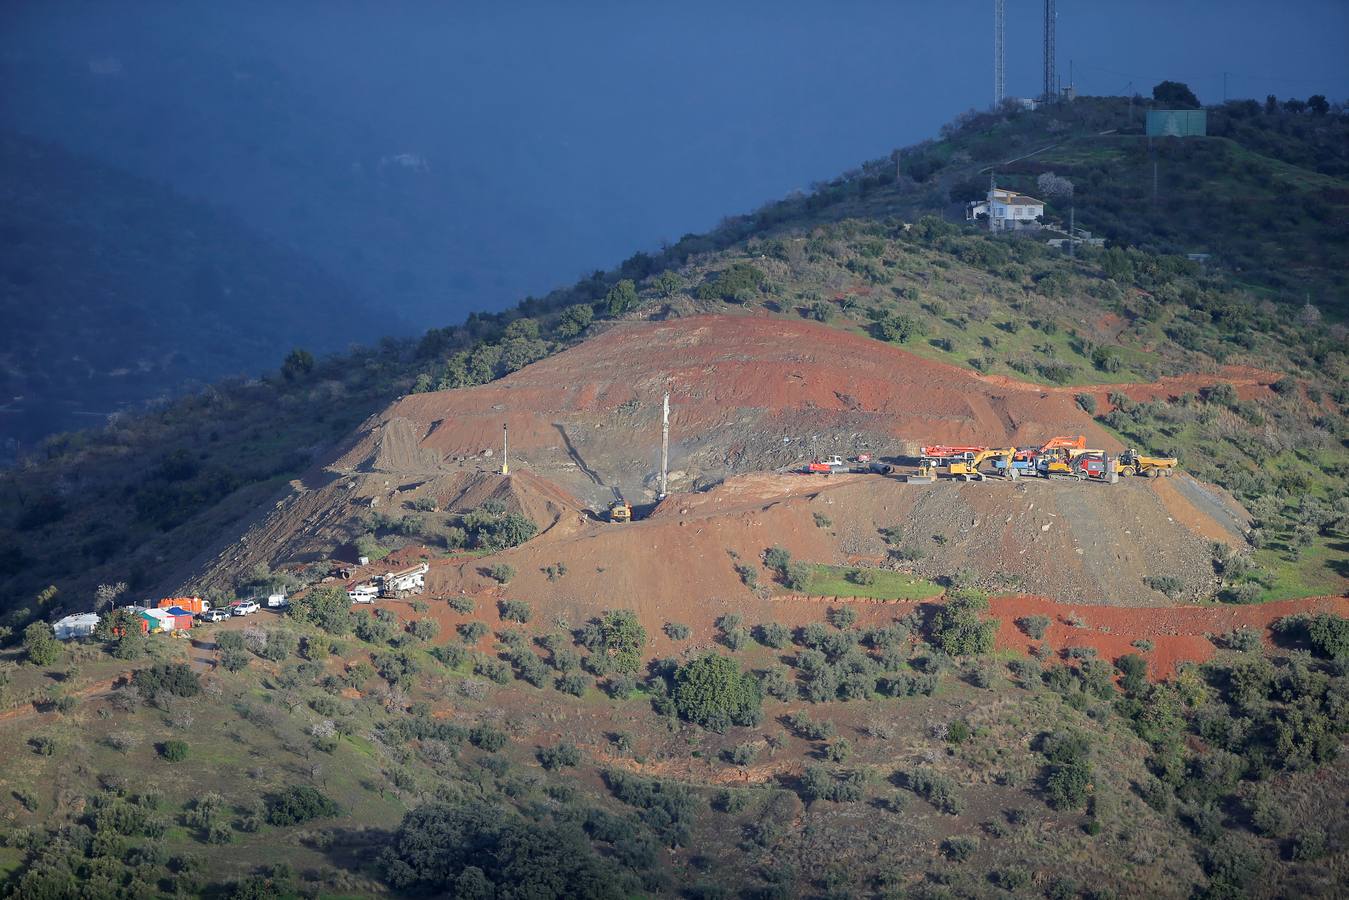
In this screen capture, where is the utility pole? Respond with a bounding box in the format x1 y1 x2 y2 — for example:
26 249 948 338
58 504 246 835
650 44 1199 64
500 423 509 476
993 0 1005 108
1069 204 1075 258
658 391 670 500
1043 0 1056 104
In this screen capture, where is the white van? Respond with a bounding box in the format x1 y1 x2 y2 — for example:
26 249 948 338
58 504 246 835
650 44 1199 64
266 592 289 608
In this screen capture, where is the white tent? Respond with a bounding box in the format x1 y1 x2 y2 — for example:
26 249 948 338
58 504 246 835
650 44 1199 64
53 613 101 640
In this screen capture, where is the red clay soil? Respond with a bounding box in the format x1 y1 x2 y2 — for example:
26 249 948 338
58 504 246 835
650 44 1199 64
1003 365 1281 415
990 594 1349 678
336 314 1126 469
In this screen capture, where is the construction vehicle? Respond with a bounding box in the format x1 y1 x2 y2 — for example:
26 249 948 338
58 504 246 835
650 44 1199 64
913 447 1017 482
805 456 848 474
1037 448 1118 482
1117 448 1178 477
991 435 1085 476
377 562 429 599
608 500 633 523
918 444 986 465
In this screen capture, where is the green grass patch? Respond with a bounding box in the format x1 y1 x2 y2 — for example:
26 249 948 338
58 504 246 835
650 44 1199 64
798 564 942 600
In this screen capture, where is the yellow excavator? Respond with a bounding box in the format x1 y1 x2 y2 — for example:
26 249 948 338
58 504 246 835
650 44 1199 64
916 447 1017 482
1117 448 1178 477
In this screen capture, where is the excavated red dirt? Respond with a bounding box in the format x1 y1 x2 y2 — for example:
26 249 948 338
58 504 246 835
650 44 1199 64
989 594 1349 678
334 314 1133 505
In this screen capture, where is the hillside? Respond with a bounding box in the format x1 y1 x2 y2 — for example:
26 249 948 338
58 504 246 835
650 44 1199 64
0 132 393 457
1 94 1347 898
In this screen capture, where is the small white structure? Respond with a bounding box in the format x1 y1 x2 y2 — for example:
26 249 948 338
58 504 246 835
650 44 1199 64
266 592 289 608
967 188 1045 231
379 562 429 599
53 613 101 640
348 584 379 604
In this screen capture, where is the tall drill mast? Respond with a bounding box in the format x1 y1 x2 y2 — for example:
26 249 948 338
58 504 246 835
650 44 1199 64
658 391 669 500
1043 0 1057 103
993 0 1005 107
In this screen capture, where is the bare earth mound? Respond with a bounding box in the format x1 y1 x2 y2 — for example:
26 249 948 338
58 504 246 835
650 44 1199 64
334 314 1127 507
184 314 1258 610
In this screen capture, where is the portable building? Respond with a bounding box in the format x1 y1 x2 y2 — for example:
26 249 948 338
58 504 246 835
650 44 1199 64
53 613 101 640
158 597 209 614
164 607 195 630
141 608 175 633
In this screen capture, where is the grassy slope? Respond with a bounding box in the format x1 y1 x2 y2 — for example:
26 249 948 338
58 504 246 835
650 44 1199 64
1 597 1345 897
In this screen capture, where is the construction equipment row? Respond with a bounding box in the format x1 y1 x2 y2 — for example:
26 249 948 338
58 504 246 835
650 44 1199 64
908 436 1176 484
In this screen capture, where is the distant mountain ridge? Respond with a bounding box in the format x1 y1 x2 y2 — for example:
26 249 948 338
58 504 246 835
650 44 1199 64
0 131 395 455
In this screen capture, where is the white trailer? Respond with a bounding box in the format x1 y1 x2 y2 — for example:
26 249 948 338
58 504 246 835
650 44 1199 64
379 562 429 599
53 613 101 640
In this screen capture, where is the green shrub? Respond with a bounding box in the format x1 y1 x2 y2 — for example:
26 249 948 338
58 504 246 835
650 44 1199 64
160 740 189 763
905 768 963 814
488 564 516 584
537 742 582 770
931 589 997 656
755 622 791 649
459 621 490 643
663 622 692 641
672 653 762 731
22 622 61 667
448 597 475 614
1144 575 1185 598
1016 615 1050 639
498 599 532 623
942 835 978 860
265 786 339 826
1076 393 1098 415
695 263 765 303
133 663 200 700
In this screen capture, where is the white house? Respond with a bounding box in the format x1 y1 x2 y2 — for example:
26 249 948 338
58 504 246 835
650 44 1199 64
966 188 1045 231
53 613 101 640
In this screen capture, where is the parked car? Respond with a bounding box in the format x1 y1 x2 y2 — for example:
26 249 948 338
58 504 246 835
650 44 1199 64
348 584 378 604
233 601 260 616
199 608 231 623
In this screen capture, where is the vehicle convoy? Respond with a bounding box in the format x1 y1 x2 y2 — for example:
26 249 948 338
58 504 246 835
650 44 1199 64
1117 448 1178 477
905 435 1173 486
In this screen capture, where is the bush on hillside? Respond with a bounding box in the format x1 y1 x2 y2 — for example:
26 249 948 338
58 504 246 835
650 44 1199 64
930 589 998 656
265 785 340 826
672 653 762 731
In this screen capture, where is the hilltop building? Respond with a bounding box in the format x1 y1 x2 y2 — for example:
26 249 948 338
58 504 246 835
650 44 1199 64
966 187 1046 231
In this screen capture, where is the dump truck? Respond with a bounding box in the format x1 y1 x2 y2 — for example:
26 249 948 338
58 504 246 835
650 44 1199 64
608 501 633 523
1117 448 1178 477
378 562 429 599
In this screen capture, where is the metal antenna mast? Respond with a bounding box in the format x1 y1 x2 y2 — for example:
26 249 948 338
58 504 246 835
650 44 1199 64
658 391 670 500
993 0 1005 107
1043 0 1056 103
500 423 509 476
